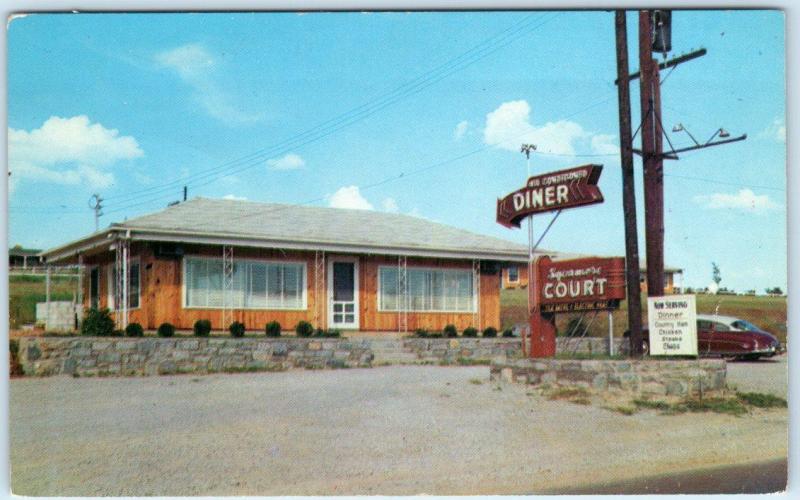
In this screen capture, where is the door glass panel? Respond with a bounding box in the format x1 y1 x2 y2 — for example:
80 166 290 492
90 268 100 309
333 263 354 302
345 303 354 313
333 314 343 323
345 314 355 323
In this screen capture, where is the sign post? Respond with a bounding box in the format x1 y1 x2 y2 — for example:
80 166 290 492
647 294 698 356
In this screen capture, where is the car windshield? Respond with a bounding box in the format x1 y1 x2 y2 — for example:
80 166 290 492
731 320 760 331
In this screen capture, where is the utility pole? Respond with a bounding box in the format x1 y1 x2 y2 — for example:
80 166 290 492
89 194 104 232
638 10 665 298
183 185 188 202
615 10 644 356
521 143 536 357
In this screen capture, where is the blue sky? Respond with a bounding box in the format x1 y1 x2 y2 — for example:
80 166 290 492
7 10 786 293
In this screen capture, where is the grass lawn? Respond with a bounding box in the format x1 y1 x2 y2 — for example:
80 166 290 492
9 275 79 328
500 288 788 343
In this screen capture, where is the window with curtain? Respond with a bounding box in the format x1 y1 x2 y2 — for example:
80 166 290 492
378 266 474 312
184 257 305 309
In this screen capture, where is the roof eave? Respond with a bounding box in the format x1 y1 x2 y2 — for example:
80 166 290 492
45 226 531 263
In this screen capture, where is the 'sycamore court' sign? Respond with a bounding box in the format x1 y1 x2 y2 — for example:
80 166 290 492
529 256 627 357
496 164 604 228
496 163 623 358
537 256 626 313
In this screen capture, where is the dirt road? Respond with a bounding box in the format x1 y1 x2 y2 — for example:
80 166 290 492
10 361 787 496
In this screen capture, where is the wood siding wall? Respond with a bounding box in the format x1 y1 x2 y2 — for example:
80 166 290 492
81 243 501 332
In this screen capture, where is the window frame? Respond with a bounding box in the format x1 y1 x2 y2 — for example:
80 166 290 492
377 264 477 313
507 266 520 283
181 255 308 311
106 258 142 310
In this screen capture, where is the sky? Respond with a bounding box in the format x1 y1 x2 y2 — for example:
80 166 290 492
6 10 787 293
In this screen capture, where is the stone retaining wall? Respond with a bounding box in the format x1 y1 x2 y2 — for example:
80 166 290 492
18 337 374 377
490 358 727 397
402 338 521 363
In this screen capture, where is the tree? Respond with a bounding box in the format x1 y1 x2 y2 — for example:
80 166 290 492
765 287 784 295
711 262 722 286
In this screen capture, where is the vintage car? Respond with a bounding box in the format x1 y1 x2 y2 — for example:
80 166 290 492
625 314 783 360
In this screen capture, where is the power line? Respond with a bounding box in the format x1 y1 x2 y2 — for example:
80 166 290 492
101 13 559 208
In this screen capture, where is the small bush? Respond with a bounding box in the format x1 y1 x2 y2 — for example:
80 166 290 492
9 339 23 376
111 329 125 337
81 308 115 337
265 321 281 337
296 320 314 337
502 328 514 338
125 323 144 337
443 324 458 338
428 332 443 338
462 327 478 338
482 327 498 338
325 329 341 338
193 319 212 337
313 327 326 337
229 321 246 338
157 322 175 338
415 328 429 338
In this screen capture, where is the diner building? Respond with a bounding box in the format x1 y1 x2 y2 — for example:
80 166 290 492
42 198 556 333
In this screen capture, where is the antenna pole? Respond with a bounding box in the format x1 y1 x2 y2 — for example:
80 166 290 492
89 194 104 232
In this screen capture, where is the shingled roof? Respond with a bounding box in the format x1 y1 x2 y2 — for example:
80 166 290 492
44 198 548 263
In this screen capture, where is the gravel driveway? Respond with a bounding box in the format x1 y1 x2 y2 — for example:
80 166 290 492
10 361 788 496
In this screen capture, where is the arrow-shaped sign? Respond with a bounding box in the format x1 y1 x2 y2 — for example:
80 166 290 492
496 164 604 228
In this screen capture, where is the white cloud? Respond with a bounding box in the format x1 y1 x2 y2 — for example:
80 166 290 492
328 186 374 210
156 44 261 125
381 197 399 213
223 194 248 201
483 100 588 155
590 134 620 156
8 115 143 189
759 117 785 143
454 120 469 140
267 153 305 170
693 189 780 212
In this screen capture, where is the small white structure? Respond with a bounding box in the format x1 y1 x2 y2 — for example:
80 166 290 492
36 302 81 331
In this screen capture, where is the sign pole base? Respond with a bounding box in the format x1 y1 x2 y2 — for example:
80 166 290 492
529 311 557 358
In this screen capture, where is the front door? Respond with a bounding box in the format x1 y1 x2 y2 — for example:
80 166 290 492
90 267 100 309
328 259 359 330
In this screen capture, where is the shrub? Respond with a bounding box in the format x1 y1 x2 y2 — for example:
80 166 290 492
428 332 443 338
265 321 281 337
157 322 175 338
462 327 478 338
313 327 326 337
325 329 341 338
111 329 125 337
415 328 429 338
502 328 514 338
229 321 246 338
443 324 458 338
9 339 23 376
193 319 212 337
482 326 498 338
125 322 144 337
81 308 115 337
296 321 314 337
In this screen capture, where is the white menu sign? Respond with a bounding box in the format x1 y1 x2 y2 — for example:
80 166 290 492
647 294 698 356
